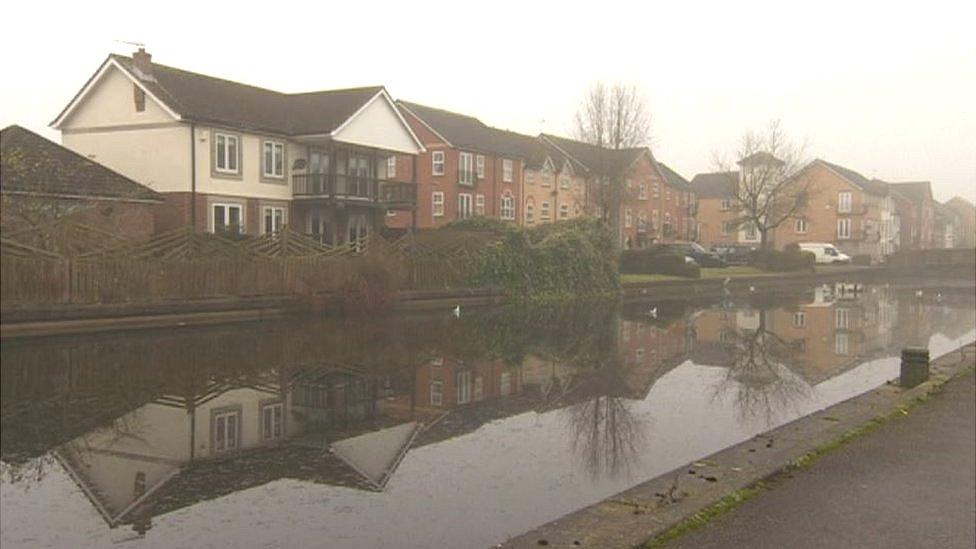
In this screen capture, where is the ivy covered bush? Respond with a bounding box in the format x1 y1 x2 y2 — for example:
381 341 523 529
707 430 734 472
620 247 701 278
466 218 619 303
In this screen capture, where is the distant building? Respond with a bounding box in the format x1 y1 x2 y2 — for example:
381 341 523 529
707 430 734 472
888 181 935 250
944 196 976 248
1 124 162 239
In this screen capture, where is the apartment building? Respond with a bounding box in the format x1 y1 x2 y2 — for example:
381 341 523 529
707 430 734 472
540 134 693 247
51 49 425 243
945 196 976 248
888 181 935 250
515 135 588 226
690 171 740 247
387 102 524 229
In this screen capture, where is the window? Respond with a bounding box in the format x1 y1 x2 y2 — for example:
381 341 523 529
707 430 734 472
638 210 647 231
793 312 806 327
835 308 850 329
459 152 474 185
635 348 645 364
744 222 758 240
263 206 285 234
625 208 633 228
214 132 239 174
838 218 852 239
261 402 283 441
262 140 285 178
526 170 535 184
387 156 397 179
638 182 647 200
653 182 660 198
834 332 849 355
458 193 473 219
457 371 471 405
476 155 485 178
430 381 443 406
795 218 808 233
474 376 483 401
525 200 535 224
500 372 512 396
212 408 240 453
666 189 671 202
475 194 485 216
560 175 570 189
501 194 515 220
432 151 445 176
720 198 732 211
540 201 551 220
432 191 445 217
542 167 553 186
560 204 569 219
502 159 513 182
212 203 243 234
838 192 853 213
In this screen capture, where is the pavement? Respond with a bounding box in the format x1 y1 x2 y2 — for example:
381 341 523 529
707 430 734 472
667 369 976 549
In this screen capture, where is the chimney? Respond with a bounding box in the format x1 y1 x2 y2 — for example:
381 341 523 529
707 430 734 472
132 47 153 78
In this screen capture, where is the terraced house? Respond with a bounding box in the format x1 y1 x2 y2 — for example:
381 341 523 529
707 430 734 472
51 49 425 244
388 102 524 230
514 135 588 226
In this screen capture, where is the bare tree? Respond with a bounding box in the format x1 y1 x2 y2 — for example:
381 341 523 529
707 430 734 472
574 83 652 237
715 120 811 250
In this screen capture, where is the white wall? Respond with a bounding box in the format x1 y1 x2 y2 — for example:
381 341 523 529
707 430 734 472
333 95 422 155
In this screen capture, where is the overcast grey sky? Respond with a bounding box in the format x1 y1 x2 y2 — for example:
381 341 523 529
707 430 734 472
2 0 973 202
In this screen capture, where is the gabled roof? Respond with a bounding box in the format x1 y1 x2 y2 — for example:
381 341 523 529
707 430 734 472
1 125 162 202
738 151 784 167
815 159 889 196
396 101 530 159
887 181 933 205
52 54 421 148
657 162 691 191
540 134 646 177
690 171 738 198
946 196 975 211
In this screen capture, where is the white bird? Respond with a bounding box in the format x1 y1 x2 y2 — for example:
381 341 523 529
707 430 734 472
749 286 756 292
648 307 658 319
722 277 732 287
453 306 461 317
915 290 924 297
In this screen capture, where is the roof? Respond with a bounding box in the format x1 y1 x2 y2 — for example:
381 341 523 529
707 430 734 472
887 181 933 205
540 133 646 177
816 159 889 196
738 151 784 167
690 171 738 198
397 101 530 159
946 196 976 212
657 162 691 191
1 125 163 202
55 54 395 137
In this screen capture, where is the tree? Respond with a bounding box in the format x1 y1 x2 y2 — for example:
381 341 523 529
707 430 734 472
715 120 811 249
574 83 652 239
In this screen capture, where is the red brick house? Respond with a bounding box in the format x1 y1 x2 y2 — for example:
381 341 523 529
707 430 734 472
888 181 935 250
1 125 162 239
388 102 524 229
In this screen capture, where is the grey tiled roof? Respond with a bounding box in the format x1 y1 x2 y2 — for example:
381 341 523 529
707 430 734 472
690 171 738 198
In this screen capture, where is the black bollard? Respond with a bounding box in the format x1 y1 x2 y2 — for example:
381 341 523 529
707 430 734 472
900 347 930 388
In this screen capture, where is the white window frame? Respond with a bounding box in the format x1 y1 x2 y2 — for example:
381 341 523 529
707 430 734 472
476 155 485 179
525 200 535 224
835 308 850 329
432 191 445 217
501 194 515 220
795 218 808 233
457 371 471 405
793 312 806 327
838 218 852 239
262 206 286 234
387 155 397 179
459 152 474 186
502 159 513 182
526 170 535 184
834 332 849 355
540 201 551 220
720 198 732 211
458 193 473 219
638 182 648 200
215 132 240 174
625 208 633 228
260 401 283 441
432 151 445 176
212 408 240 453
560 175 570 189
475 194 485 216
500 371 512 396
262 140 285 179
542 167 552 186
559 204 569 219
838 192 853 213
430 381 443 406
212 202 244 234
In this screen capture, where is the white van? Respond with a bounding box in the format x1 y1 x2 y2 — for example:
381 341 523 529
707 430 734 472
798 243 852 265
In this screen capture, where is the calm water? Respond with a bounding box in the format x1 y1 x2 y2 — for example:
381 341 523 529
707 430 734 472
2 279 974 548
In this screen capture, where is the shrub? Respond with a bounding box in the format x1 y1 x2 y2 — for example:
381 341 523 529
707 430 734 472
750 248 815 272
620 248 700 278
469 218 619 303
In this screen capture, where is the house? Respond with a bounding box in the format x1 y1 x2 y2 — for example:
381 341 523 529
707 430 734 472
888 181 935 250
770 159 896 260
932 201 958 249
540 134 692 247
388 101 524 229
690 171 740 247
945 196 976 248
51 49 425 243
513 134 588 226
1 124 162 239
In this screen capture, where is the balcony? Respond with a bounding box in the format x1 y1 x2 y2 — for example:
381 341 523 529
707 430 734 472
293 173 416 207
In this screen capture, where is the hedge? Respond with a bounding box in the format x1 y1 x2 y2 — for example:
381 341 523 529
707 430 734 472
620 247 701 278
751 244 815 272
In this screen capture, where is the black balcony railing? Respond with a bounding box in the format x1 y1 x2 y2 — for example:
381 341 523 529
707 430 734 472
293 173 416 206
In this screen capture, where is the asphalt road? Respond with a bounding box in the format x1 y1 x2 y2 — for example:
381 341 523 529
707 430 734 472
668 369 976 549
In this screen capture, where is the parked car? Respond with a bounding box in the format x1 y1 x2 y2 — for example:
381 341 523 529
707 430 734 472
660 242 727 267
709 244 757 266
798 242 852 264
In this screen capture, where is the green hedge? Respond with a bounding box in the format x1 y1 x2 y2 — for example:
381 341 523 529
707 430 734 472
620 248 700 278
468 218 619 303
751 245 815 272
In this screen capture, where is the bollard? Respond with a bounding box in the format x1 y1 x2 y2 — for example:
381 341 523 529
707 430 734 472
900 347 930 388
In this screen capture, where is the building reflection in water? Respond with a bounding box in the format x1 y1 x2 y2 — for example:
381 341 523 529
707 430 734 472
1 282 973 536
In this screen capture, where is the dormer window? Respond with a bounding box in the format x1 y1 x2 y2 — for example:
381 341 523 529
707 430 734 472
133 85 146 112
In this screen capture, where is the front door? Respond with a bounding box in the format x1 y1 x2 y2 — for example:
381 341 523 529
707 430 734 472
458 193 473 220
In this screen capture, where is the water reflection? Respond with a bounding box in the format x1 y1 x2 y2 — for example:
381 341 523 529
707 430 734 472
1 281 974 547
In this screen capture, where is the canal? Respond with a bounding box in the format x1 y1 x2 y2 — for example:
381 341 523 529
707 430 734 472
1 278 974 548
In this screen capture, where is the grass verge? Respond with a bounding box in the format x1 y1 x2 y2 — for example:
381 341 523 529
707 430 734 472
643 365 973 548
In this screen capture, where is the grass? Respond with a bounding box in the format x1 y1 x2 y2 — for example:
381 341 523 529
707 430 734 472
621 266 780 284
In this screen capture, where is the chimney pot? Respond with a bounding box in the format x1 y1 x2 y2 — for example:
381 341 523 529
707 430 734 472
132 47 153 77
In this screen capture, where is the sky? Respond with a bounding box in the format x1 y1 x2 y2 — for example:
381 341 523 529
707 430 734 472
1 0 974 202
